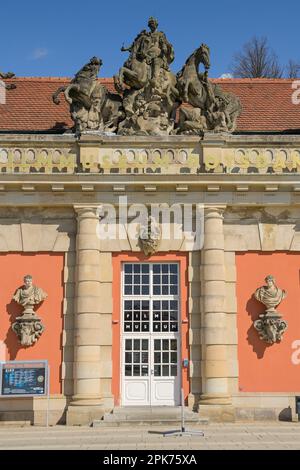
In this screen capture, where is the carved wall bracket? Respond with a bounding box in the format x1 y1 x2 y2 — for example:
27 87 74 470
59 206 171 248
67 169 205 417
254 314 288 344
12 315 45 347
138 215 161 256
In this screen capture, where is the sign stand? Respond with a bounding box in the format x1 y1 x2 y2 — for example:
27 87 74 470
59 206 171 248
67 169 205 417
46 366 50 427
163 388 204 437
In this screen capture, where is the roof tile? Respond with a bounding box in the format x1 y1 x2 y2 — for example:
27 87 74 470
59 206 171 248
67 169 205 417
0 77 299 133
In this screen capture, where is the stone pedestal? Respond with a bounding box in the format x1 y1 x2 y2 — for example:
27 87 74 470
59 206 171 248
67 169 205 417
200 206 231 406
12 313 44 347
67 206 105 425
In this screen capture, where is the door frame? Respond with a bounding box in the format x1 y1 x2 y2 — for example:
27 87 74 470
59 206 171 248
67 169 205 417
121 261 181 406
112 252 189 406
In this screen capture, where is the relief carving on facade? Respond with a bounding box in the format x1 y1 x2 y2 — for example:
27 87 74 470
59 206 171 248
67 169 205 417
138 215 161 256
253 275 288 344
12 275 47 347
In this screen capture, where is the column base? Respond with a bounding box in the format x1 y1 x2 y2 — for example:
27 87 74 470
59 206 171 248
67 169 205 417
200 393 232 405
66 403 105 425
198 403 235 422
69 398 104 407
188 392 200 410
67 395 115 425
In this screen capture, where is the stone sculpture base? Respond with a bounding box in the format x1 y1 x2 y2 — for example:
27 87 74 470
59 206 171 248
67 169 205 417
254 312 288 344
12 313 45 347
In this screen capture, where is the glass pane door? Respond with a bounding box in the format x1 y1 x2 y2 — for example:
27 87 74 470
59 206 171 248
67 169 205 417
122 262 181 406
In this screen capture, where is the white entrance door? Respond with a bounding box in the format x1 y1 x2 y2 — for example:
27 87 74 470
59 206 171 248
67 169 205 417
121 262 181 406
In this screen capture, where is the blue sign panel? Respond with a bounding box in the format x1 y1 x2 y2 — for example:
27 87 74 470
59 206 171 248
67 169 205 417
0 361 48 397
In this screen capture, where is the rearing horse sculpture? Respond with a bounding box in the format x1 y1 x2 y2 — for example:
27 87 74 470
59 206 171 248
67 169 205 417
176 44 241 133
114 52 150 93
52 57 124 134
53 56 102 109
177 43 211 108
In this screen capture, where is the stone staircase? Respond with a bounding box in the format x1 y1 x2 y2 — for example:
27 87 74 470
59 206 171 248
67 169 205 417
93 406 209 427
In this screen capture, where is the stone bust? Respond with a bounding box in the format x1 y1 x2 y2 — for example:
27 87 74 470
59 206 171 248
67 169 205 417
13 275 47 313
254 275 286 315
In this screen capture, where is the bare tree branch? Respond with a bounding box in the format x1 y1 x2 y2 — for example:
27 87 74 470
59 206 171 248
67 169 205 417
286 59 300 78
231 36 283 78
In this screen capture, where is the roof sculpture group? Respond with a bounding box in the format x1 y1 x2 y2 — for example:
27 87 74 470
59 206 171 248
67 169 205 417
53 18 241 136
2 17 242 136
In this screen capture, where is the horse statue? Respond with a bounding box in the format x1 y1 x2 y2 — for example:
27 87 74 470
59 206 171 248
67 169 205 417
114 50 150 93
53 57 104 110
115 18 179 136
176 44 241 134
177 43 211 108
53 57 124 134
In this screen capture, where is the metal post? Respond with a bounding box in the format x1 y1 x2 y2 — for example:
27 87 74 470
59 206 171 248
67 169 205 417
46 365 50 427
181 388 185 432
162 386 204 437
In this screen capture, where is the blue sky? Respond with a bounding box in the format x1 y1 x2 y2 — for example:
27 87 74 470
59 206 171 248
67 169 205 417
1 0 299 78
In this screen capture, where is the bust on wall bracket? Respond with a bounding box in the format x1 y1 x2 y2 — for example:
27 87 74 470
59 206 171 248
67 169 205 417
253 275 288 345
12 275 47 347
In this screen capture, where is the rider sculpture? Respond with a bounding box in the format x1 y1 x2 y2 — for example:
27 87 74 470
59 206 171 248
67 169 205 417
114 17 179 136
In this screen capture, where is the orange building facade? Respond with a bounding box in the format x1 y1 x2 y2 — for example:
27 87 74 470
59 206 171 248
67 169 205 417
0 78 300 424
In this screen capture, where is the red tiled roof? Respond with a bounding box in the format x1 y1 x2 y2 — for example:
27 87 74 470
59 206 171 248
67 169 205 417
0 77 299 133
216 78 300 133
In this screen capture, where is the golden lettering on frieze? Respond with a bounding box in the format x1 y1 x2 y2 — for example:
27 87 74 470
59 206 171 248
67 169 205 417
81 154 101 171
204 148 300 173
0 148 77 173
1 146 300 174
96 150 199 171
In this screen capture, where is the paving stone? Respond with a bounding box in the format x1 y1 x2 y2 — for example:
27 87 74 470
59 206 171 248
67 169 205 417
0 423 300 450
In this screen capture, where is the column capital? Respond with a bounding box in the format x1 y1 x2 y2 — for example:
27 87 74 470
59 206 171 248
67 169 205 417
204 205 226 217
73 205 102 220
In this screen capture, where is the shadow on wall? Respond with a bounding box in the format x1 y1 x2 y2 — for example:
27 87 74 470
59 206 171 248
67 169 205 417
5 298 23 359
246 295 272 359
279 406 292 422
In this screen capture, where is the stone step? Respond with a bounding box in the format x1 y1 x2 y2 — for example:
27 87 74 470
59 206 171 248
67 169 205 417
113 407 189 417
93 418 209 427
0 421 31 427
92 407 209 427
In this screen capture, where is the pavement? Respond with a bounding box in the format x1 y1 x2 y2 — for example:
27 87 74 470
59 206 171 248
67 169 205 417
0 422 300 450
